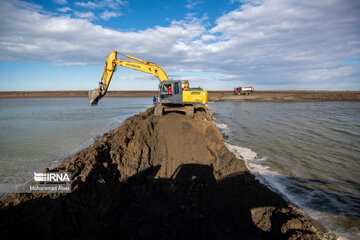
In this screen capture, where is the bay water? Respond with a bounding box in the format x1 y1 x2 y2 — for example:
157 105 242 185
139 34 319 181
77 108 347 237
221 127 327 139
1 98 359 239
0 97 153 193
208 101 360 240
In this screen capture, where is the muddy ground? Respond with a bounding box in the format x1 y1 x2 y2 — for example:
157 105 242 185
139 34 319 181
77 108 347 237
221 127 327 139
1 90 359 101
1 107 327 239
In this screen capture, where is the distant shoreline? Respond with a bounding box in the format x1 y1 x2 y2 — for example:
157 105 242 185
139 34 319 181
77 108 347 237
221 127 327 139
0 91 158 98
0 90 359 101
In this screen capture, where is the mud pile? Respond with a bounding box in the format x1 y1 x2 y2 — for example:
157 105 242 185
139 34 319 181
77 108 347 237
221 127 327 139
1 107 323 239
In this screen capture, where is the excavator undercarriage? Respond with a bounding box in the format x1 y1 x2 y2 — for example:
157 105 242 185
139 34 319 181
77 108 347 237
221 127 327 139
154 104 199 117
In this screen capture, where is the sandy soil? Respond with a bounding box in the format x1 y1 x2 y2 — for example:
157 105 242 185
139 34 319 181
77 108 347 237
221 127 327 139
1 90 359 101
0 107 328 239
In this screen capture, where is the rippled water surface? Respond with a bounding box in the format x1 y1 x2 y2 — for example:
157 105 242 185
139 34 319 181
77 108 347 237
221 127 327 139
209 101 360 239
1 98 359 238
0 98 152 192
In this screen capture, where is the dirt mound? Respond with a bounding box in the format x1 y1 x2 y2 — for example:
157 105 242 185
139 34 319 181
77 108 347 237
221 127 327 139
0 107 323 239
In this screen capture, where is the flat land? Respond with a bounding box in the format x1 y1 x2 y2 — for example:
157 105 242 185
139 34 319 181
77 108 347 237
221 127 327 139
0 91 158 98
209 90 360 102
0 90 359 101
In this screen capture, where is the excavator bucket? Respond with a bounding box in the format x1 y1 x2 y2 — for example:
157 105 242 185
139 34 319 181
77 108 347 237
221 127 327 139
89 88 103 106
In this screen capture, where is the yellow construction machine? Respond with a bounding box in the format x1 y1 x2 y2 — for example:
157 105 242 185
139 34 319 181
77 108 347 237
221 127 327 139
89 51 208 116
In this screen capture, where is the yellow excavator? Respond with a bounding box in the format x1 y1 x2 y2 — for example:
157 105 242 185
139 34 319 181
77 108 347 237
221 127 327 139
89 51 208 116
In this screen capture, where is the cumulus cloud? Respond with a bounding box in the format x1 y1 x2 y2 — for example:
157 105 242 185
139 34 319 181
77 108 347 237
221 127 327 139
0 0 359 90
73 0 126 20
203 0 360 88
53 0 67 5
74 1 98 8
185 0 202 9
100 10 122 20
58 7 71 12
102 0 128 9
74 0 127 9
74 11 97 20
0 0 205 65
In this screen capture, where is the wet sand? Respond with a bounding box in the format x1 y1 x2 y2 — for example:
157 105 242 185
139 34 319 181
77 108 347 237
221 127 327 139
1 90 359 101
0 107 330 239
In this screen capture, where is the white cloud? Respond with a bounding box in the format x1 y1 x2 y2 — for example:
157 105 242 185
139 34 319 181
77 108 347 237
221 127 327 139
74 11 97 20
53 0 67 5
74 0 127 9
12 0 42 11
0 0 205 65
185 0 202 9
74 1 98 8
100 10 121 20
0 0 359 90
201 34 216 41
58 7 71 12
102 0 128 9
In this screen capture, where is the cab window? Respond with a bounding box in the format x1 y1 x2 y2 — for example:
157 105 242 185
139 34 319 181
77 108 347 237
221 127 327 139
161 84 168 94
174 82 179 94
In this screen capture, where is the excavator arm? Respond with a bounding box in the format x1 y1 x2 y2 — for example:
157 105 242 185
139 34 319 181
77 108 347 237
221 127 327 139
89 51 169 105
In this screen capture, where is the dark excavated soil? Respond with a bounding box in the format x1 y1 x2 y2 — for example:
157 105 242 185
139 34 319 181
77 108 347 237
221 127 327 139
0 107 324 239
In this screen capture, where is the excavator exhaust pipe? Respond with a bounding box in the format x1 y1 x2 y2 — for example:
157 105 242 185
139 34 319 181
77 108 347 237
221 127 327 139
89 88 103 106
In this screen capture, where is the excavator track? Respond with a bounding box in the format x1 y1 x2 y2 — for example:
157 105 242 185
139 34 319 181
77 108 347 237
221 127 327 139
154 104 164 116
154 104 196 117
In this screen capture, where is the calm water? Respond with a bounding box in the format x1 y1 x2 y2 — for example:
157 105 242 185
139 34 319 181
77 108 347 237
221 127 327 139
209 102 360 240
1 99 359 238
0 98 152 193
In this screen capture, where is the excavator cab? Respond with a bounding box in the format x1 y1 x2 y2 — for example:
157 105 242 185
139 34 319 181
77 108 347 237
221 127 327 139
154 80 208 117
159 81 180 103
159 80 207 105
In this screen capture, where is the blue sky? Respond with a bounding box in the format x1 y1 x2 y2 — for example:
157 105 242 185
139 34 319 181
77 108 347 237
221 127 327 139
0 0 359 91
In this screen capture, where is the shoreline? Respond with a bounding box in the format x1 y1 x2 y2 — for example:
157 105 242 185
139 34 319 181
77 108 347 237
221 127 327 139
0 90 359 102
0 106 330 239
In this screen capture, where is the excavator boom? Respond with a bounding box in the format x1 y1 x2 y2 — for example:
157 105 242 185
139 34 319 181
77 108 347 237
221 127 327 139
89 51 208 108
89 51 169 105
